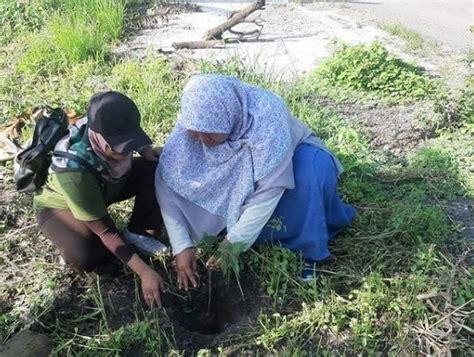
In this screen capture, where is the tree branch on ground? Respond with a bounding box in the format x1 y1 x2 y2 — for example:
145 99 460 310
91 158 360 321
203 0 265 41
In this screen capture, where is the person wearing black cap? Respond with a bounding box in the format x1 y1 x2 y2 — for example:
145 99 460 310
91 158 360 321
33 91 166 308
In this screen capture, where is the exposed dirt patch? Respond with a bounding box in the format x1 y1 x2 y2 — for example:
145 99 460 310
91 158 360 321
0 166 58 324
40 262 261 353
162 268 261 351
313 96 439 155
1 163 261 351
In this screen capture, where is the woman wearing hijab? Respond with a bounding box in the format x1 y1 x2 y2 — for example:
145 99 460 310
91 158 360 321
34 91 166 308
156 74 356 287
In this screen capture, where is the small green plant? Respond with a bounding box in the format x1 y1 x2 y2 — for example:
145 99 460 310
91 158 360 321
199 233 246 282
198 234 246 313
312 42 435 100
215 240 246 281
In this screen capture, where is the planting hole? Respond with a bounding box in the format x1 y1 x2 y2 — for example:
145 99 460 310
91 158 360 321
164 270 260 348
178 283 241 335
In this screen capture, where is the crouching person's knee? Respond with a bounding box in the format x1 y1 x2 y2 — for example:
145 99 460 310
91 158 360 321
60 247 102 272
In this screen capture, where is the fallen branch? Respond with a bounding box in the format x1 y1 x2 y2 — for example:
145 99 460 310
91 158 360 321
172 40 224 50
203 0 265 40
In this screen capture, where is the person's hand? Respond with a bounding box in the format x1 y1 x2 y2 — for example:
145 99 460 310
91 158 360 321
142 146 162 162
206 237 229 270
140 268 165 308
175 247 199 291
206 255 221 270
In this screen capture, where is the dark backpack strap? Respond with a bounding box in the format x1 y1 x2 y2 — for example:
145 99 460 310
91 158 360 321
53 151 105 187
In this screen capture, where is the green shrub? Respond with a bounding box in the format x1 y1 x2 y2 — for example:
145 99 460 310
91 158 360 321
457 78 474 125
0 0 59 45
313 42 435 100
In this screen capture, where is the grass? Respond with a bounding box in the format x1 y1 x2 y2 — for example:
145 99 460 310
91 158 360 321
379 22 435 52
16 0 126 75
1 2 473 355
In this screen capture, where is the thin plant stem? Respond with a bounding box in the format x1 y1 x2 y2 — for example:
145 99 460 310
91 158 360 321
236 272 245 301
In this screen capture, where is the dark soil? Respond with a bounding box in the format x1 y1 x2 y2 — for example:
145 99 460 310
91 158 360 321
162 269 261 351
41 262 261 353
1 163 261 352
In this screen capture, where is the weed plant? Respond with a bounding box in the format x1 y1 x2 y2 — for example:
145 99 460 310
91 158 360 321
311 42 436 101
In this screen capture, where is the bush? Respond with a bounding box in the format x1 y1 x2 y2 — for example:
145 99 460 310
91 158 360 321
313 42 435 100
457 78 474 125
0 0 59 45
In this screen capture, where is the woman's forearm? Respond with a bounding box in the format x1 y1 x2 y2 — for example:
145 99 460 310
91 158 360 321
84 216 135 263
126 253 154 276
161 211 195 256
84 216 154 278
227 191 284 248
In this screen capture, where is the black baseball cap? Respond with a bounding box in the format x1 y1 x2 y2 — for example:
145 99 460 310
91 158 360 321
87 91 152 154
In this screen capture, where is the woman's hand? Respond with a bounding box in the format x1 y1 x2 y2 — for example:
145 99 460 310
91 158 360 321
206 237 230 270
142 146 163 162
175 247 199 290
140 268 165 308
206 255 221 270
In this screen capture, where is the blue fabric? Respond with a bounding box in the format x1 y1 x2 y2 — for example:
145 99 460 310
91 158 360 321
158 74 292 229
256 144 356 262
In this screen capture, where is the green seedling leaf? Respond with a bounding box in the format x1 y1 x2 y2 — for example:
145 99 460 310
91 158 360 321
198 233 220 256
216 241 246 281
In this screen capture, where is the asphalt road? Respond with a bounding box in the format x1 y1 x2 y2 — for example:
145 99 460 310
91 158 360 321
343 0 473 51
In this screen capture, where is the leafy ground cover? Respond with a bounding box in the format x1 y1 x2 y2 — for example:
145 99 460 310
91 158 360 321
0 1 472 355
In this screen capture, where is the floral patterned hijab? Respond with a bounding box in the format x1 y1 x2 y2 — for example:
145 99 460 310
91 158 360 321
158 74 293 228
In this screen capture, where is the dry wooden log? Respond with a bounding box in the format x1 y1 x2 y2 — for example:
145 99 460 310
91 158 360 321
203 0 265 41
172 40 224 50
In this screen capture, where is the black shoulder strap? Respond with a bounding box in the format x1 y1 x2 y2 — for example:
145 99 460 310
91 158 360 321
52 151 105 187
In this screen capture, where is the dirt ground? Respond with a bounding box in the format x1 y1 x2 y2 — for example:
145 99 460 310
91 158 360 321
115 2 468 82
28 257 261 353
0 163 262 353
